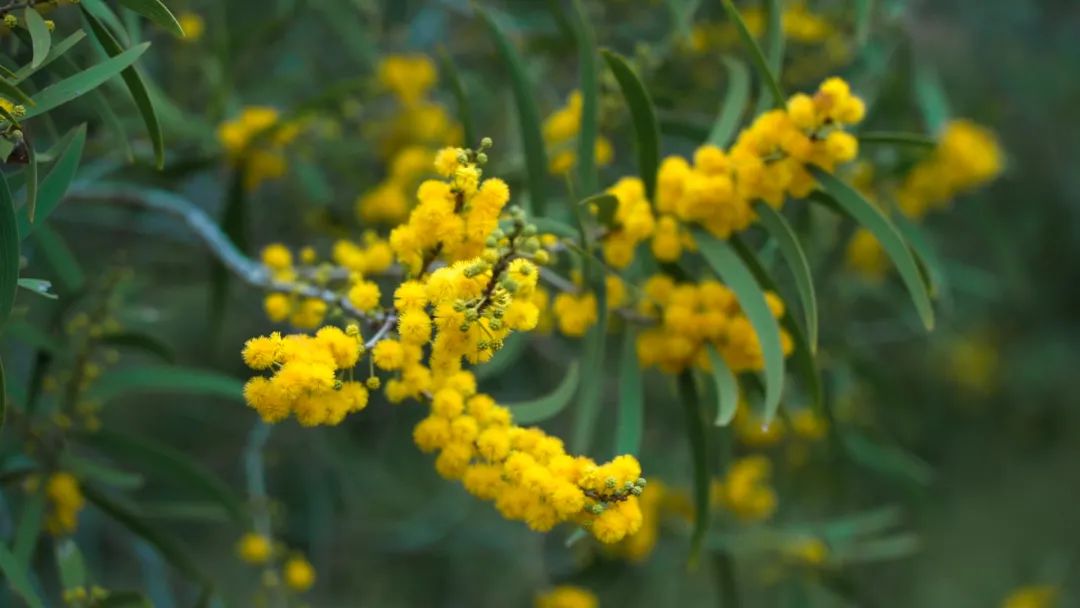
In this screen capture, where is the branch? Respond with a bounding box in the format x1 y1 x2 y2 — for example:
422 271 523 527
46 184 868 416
65 184 389 324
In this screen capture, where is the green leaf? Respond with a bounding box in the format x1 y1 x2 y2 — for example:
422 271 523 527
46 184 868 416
708 56 751 148
16 278 57 299
755 202 817 351
437 47 476 148
843 432 934 486
475 332 528 381
913 64 951 134
81 8 164 169
86 364 243 404
0 172 18 329
614 329 643 455
59 452 145 490
505 362 580 424
16 124 86 240
0 356 6 433
55 539 88 591
24 132 38 223
33 223 86 292
601 49 660 200
82 485 209 584
566 0 599 196
13 490 45 567
24 7 52 70
77 430 246 523
3 320 63 354
0 78 35 106
854 0 874 47
810 168 935 330
475 6 548 215
97 331 176 363
694 229 786 422
0 543 44 608
116 0 184 37
721 0 784 109
837 533 922 563
677 371 710 563
579 192 619 227
857 131 936 149
564 527 588 548
23 42 150 118
752 0 785 115
13 30 87 83
570 217 608 454
892 211 946 297
706 345 739 426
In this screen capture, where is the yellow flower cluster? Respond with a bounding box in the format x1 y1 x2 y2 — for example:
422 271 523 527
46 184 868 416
283 556 316 592
897 119 1003 219
688 2 836 54
178 11 205 42
1001 586 1059 608
635 274 792 374
234 533 316 593
236 532 273 564
711 455 777 522
356 145 434 224
36 472 85 536
609 480 666 561
600 177 657 268
217 106 302 191
535 586 599 608
542 90 614 175
241 326 370 426
378 54 438 107
413 370 644 543
783 536 829 566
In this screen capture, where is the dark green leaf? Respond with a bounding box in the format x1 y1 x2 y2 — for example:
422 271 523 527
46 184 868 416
706 345 739 426
892 211 946 297
16 124 86 240
0 172 18 329
24 42 150 118
721 0 784 109
614 329 643 455
77 430 247 523
505 362 580 424
24 7 52 69
810 168 935 330
116 0 184 37
836 533 922 563
16 278 56 299
854 0 873 47
86 364 243 404
601 49 660 199
914 65 950 134
60 452 144 490
13 490 45 567
844 432 934 486
566 0 599 196
3 320 63 354
857 131 936 149
709 56 750 148
0 544 44 608
570 207 608 454
81 8 164 169
98 591 154 608
55 539 88 590
755 202 817 351
752 0 785 115
82 485 209 584
33 223 86 292
677 371 710 563
97 331 176 363
694 229 785 422
475 6 548 215
24 131 38 223
13 30 87 83
437 47 476 147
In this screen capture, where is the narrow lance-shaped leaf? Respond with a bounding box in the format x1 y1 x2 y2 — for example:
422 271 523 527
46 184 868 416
0 544 44 608
475 6 548 215
567 0 599 196
810 167 935 330
706 345 739 426
0 172 19 329
24 7 52 69
16 124 86 240
614 329 643 455
721 0 785 109
97 331 176 363
81 8 164 169
505 362 580 424
25 132 38 222
116 0 185 37
0 78 35 106
13 30 87 83
33 223 87 292
601 49 660 199
24 42 150 118
87 364 244 404
55 539 88 591
570 205 609 454
914 64 951 135
891 210 947 297
709 56 750 148
677 372 710 563
755 202 817 351
857 131 936 149
694 229 786 422
13 491 45 567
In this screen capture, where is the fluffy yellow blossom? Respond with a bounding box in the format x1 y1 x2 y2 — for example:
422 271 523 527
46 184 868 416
236 533 272 564
217 107 300 191
553 292 598 337
40 472 85 535
378 55 438 106
542 90 615 175
1001 586 1058 608
283 556 316 592
897 119 1003 219
178 12 205 41
845 227 889 281
535 585 599 608
712 456 777 522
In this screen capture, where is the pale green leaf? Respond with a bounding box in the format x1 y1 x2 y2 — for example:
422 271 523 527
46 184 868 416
505 362 580 424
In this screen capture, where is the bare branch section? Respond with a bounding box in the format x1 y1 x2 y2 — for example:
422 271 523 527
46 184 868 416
65 184 387 324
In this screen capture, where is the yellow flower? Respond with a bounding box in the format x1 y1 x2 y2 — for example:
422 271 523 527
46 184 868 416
235 533 272 564
178 12 205 42
536 585 598 608
378 54 438 106
42 472 85 536
1002 586 1058 608
283 556 316 592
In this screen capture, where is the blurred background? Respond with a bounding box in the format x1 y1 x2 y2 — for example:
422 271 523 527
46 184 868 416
2 0 1078 606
